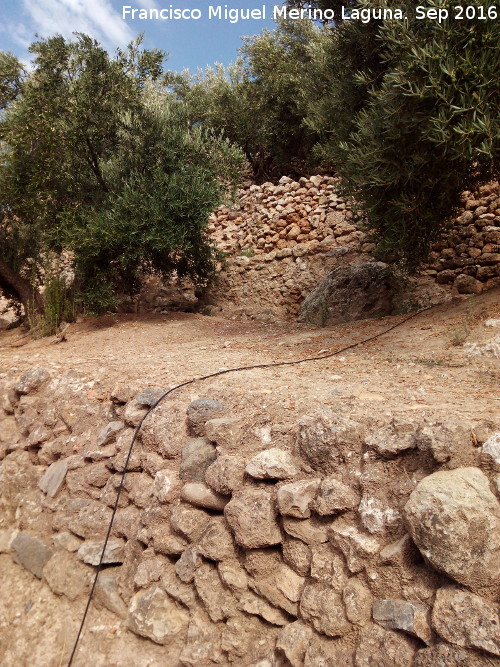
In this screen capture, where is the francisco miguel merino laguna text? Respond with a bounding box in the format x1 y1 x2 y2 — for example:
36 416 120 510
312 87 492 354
122 5 409 24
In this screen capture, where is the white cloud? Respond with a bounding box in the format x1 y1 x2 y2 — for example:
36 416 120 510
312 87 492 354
21 0 135 50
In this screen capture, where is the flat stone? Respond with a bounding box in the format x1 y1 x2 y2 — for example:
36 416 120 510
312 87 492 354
205 418 242 449
43 551 92 601
205 453 246 495
13 368 50 395
38 458 68 497
282 516 330 545
152 468 182 503
483 432 500 467
225 488 282 549
245 448 299 480
277 479 320 518
170 505 212 542
217 559 248 593
179 437 217 482
96 420 124 447
181 482 228 511
237 591 290 626
372 599 432 643
403 467 500 592
365 419 418 458
355 624 417 667
127 586 189 645
175 546 202 583
194 561 236 622
11 532 53 579
276 621 313 667
282 535 311 576
343 577 373 626
186 398 225 437
311 476 360 515
77 538 125 566
94 568 128 619
414 642 499 666
328 523 381 573
432 586 500 656
197 517 236 561
300 583 352 637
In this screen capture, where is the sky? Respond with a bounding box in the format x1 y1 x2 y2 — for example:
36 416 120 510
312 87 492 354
0 0 279 72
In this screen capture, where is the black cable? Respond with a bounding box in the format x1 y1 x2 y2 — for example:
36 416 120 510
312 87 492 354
67 305 433 666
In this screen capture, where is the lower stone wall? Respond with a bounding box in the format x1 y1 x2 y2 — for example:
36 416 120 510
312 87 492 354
1 368 499 665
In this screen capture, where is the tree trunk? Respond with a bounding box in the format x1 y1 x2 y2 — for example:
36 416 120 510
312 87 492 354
0 256 44 318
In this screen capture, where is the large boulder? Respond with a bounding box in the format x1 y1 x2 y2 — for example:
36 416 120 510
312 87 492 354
298 262 394 326
403 467 500 594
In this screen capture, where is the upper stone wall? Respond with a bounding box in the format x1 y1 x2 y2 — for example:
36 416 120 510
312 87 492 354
204 177 500 321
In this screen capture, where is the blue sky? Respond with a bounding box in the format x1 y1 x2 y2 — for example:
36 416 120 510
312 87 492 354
0 0 279 72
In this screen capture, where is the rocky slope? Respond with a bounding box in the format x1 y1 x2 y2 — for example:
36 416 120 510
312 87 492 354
0 290 499 666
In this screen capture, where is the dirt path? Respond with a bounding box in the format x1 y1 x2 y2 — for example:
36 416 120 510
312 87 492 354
1 290 499 427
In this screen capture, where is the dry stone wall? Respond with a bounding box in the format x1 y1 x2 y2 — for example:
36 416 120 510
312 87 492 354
1 368 500 665
201 178 500 321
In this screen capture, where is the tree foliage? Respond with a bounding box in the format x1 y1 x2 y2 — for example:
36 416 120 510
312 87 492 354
0 34 243 322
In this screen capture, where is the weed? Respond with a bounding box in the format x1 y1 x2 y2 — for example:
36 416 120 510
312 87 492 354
238 247 255 258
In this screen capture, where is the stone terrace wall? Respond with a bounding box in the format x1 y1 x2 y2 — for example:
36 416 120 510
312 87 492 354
202 178 500 321
1 368 500 665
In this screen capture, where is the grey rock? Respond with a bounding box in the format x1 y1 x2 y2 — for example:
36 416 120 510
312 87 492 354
38 458 68 497
311 476 360 515
245 448 299 480
13 368 51 395
135 387 166 407
403 467 500 592
96 420 124 447
175 546 202 583
181 482 228 511
77 538 125 566
298 262 394 326
186 398 225 436
94 568 128 619
225 488 282 549
372 599 432 643
432 586 500 656
179 437 217 481
455 273 483 294
127 586 189 645
11 532 53 579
